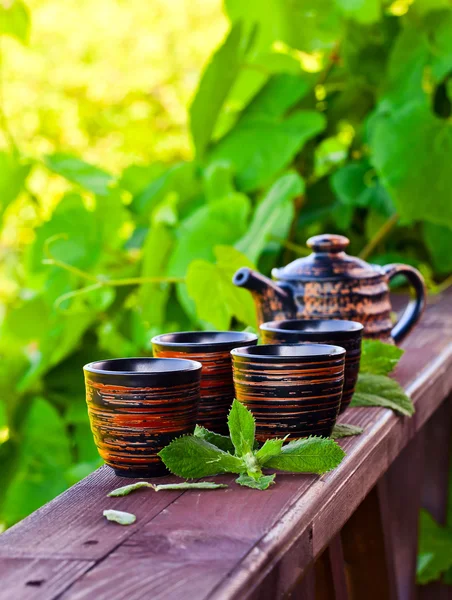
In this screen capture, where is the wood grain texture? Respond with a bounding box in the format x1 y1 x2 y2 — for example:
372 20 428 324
0 290 451 600
378 432 424 600
341 485 398 600
0 557 93 600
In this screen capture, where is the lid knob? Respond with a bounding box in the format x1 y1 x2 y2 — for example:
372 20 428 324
307 234 350 253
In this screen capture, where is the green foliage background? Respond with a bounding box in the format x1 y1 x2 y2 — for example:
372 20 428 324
0 0 451 532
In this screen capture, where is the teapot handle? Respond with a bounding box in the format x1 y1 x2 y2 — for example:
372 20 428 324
381 264 426 344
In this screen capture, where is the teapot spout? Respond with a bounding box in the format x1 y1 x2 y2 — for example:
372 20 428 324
233 267 296 324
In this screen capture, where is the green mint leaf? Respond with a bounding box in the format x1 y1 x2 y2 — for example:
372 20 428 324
242 452 263 480
228 399 255 457
236 473 276 490
153 482 228 491
351 373 414 417
266 437 345 474
417 510 452 584
194 424 235 454
255 438 285 466
158 435 244 478
108 482 153 497
103 509 136 526
331 423 364 439
360 340 404 375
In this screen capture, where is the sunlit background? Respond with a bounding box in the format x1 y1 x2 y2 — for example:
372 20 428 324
0 3 451 574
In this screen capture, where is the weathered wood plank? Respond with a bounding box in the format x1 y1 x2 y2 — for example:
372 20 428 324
0 557 93 600
418 397 452 600
0 290 451 600
378 431 424 600
0 470 186 560
341 486 397 600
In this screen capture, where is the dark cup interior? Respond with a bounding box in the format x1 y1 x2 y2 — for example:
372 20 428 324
84 357 201 386
152 330 258 352
260 319 363 338
86 357 200 373
231 343 346 360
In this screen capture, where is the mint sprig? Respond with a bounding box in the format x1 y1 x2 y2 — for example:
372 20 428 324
359 339 404 376
351 339 415 416
158 399 345 490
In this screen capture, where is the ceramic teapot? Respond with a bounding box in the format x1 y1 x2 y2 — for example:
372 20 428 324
233 233 426 343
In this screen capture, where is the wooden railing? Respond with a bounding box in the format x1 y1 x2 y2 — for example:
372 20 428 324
1 289 452 600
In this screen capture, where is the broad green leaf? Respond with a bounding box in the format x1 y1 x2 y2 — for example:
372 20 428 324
334 0 381 24
0 0 30 44
225 0 341 53
369 103 452 227
186 261 230 329
417 510 452 584
167 195 251 278
136 223 174 328
203 161 235 202
119 163 166 196
194 425 235 454
239 73 313 124
314 137 348 179
220 55 308 135
210 110 325 192
414 0 451 14
44 154 114 196
108 482 154 497
153 482 228 491
331 159 395 216
186 245 256 329
351 373 414 416
0 400 6 429
360 339 404 375
331 423 364 439
255 438 284 465
0 152 30 218
130 162 200 217
228 399 256 457
236 172 304 262
103 509 136 525
65 460 101 486
190 23 246 158
158 436 244 478
2 295 51 344
2 397 72 526
236 473 276 490
266 437 345 474
423 223 452 275
26 193 101 273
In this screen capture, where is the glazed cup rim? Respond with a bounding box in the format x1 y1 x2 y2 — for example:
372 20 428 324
260 319 364 334
151 330 258 351
231 343 346 360
84 356 202 376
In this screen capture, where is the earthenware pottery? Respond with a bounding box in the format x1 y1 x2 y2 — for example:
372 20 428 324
260 319 363 413
233 233 426 343
83 357 202 478
231 343 346 441
152 331 258 435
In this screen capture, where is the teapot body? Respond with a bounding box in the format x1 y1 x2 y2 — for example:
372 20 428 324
273 272 394 341
234 234 426 344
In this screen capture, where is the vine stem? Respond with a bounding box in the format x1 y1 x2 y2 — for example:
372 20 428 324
436 273 452 295
43 234 185 287
359 213 399 260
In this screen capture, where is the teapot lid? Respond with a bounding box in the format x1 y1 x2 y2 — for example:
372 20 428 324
272 234 381 281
